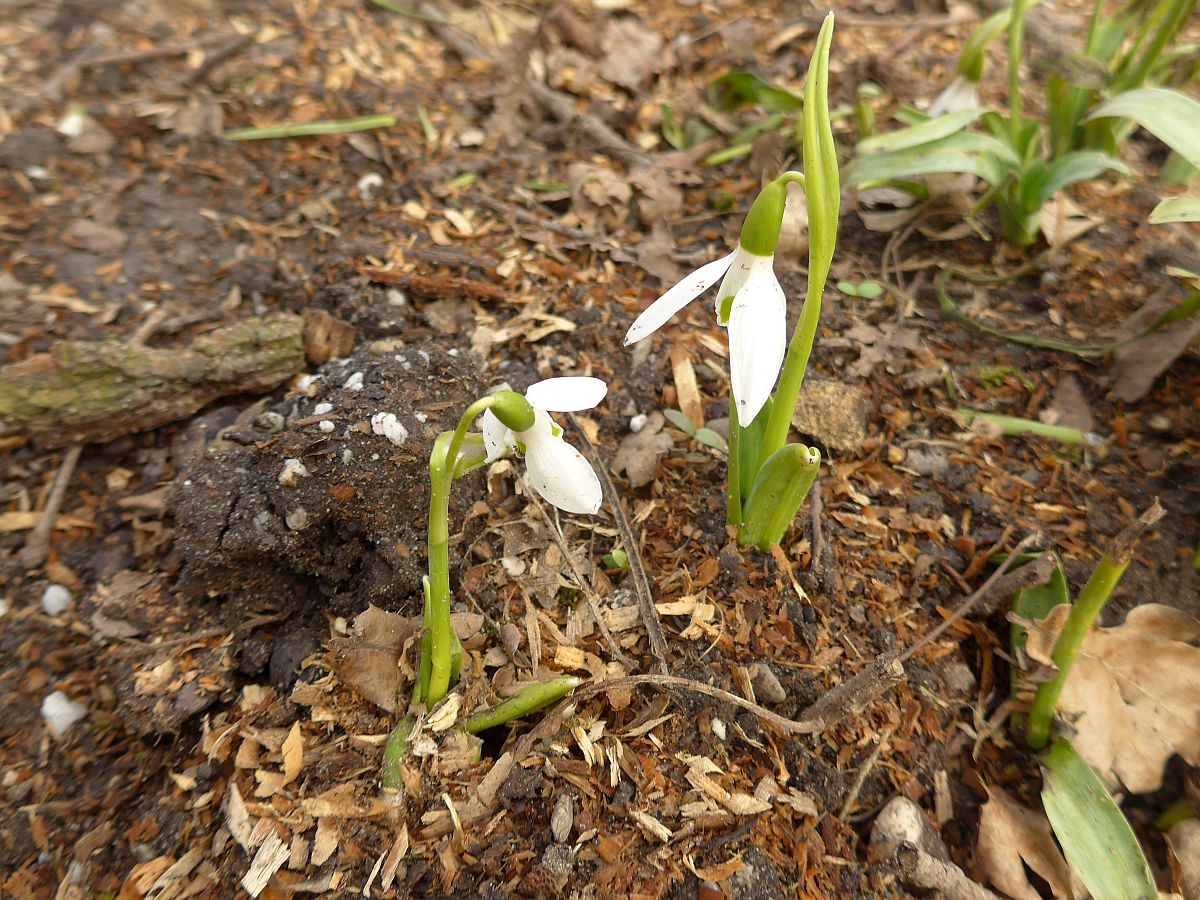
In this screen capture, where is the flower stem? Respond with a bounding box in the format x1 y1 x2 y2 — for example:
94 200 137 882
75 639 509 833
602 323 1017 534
461 676 581 734
1007 0 1029 142
381 716 414 794
422 397 504 706
1025 501 1165 749
760 17 838 468
726 392 742 527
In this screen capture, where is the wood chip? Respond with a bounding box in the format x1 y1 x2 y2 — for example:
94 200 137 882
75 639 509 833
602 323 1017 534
241 831 289 897
669 345 705 428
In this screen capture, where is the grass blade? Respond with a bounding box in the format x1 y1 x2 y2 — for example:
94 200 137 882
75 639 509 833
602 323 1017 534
224 114 396 141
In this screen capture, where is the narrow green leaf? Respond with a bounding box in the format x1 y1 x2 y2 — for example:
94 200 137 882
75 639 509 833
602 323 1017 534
693 428 729 453
709 72 804 113
366 0 449 23
1041 739 1157 900
223 114 396 141
1149 197 1200 223
846 132 1017 187
1021 151 1130 211
856 109 981 156
1087 88 1200 168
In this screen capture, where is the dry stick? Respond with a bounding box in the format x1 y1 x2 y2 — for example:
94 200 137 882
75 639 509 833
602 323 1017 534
18 445 83 570
525 79 652 167
182 32 252 87
895 842 1002 900
897 533 1043 665
518 476 635 671
569 416 670 668
839 725 896 821
799 650 905 728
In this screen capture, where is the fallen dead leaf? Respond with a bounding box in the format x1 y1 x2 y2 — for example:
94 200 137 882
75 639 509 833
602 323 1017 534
1110 293 1200 403
1040 373 1095 433
976 785 1071 900
1021 603 1200 793
1039 194 1102 249
597 19 664 89
612 411 674 487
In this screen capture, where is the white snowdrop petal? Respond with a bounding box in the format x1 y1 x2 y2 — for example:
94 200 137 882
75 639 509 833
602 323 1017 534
728 261 787 427
929 76 981 117
522 426 603 515
623 251 737 345
713 245 757 323
482 409 515 462
526 376 608 413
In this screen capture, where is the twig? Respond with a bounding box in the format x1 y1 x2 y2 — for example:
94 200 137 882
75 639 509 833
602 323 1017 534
525 79 651 167
569 416 670 668
518 476 635 671
570 674 821 735
80 31 236 68
839 726 896 821
182 32 252 87
799 651 905 728
898 533 1043 664
895 842 1001 900
19 445 83 570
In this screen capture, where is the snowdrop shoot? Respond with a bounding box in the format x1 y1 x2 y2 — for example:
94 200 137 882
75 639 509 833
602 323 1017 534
415 378 607 708
624 13 840 550
482 377 607 515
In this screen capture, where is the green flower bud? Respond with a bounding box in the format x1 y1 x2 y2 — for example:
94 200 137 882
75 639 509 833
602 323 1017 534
487 391 536 432
738 179 788 257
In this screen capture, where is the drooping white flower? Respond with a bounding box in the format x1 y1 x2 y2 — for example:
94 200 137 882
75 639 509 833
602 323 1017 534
481 377 607 514
623 243 786 427
928 75 982 117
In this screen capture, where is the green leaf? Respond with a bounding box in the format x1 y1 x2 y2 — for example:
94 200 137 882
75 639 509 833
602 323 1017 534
223 114 397 141
1019 151 1130 213
662 409 697 435
739 444 821 549
846 132 1017 187
1040 739 1157 900
1010 559 1069 661
1087 87 1200 168
1149 197 1200 223
837 280 859 296
693 428 729 453
856 109 981 156
709 72 804 113
857 281 885 299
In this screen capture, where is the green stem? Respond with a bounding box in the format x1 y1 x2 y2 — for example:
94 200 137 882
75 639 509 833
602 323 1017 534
726 391 742 528
422 398 500 705
957 408 1094 445
223 114 396 141
1008 0 1029 142
461 676 581 734
1026 555 1128 749
1024 502 1163 750
381 716 415 793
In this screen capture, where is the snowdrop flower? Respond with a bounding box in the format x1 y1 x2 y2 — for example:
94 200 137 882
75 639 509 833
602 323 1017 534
928 75 982 117
624 174 801 427
482 377 607 515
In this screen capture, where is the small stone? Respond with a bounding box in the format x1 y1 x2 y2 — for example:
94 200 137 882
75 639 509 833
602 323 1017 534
904 448 949 478
541 842 575 878
42 691 87 737
279 458 310 487
629 413 648 433
791 377 869 452
313 402 334 415
868 796 949 864
343 372 364 391
371 412 409 447
41 584 73 615
550 793 573 843
285 507 309 530
318 420 335 433
751 664 787 704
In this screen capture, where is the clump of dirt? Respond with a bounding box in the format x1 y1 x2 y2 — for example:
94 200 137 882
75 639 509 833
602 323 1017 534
172 339 492 615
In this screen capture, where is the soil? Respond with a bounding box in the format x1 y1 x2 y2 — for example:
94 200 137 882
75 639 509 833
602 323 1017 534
1 1 1198 898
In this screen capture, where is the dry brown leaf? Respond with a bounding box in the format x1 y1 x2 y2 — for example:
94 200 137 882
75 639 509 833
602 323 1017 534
612 411 673 487
634 219 682 284
1039 194 1101 249
597 20 664 90
1024 603 1200 793
1111 293 1200 403
976 785 1071 899
669 346 705 429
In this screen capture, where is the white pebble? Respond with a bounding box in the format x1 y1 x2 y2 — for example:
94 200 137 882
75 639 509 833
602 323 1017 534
41 584 73 615
295 374 323 396
285 507 309 530
42 691 87 737
629 414 648 433
371 412 409 447
387 290 407 308
318 420 335 433
313 402 334 415
414 411 428 423
342 448 354 464
357 172 384 200
343 372 364 391
279 458 310 487
712 718 727 740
